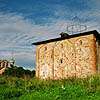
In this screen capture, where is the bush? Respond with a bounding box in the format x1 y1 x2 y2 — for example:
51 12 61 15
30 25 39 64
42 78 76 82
3 67 24 77
3 66 35 78
25 70 35 77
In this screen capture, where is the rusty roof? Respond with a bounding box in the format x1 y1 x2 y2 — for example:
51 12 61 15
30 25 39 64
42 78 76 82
32 30 100 45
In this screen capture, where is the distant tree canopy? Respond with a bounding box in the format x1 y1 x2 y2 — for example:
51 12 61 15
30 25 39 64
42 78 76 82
3 66 35 78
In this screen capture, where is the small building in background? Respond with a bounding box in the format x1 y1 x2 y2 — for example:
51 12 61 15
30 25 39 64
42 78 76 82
0 60 8 74
0 57 15 74
32 30 100 80
10 58 15 68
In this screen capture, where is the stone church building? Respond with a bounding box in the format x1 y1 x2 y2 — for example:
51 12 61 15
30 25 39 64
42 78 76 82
32 30 100 80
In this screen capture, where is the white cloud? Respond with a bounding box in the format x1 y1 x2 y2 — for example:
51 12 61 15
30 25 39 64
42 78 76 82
0 12 66 70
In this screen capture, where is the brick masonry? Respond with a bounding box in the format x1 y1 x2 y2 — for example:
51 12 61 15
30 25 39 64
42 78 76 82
35 34 99 79
96 39 100 74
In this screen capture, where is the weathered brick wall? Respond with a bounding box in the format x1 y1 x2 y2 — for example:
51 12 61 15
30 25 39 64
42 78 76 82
38 42 55 79
96 39 100 74
36 34 97 79
54 40 75 79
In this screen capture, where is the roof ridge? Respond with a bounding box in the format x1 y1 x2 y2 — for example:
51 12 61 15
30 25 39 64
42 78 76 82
32 30 100 45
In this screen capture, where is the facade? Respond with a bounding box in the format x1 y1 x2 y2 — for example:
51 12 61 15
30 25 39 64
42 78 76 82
32 30 100 80
0 60 8 74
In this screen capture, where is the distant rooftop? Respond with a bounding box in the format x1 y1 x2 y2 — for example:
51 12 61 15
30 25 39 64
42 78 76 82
32 30 100 45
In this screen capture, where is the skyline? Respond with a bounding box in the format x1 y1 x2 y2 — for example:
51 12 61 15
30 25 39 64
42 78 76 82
0 0 100 70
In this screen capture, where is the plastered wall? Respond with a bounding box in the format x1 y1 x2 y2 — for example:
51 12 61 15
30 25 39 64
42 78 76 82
36 34 97 79
96 40 100 74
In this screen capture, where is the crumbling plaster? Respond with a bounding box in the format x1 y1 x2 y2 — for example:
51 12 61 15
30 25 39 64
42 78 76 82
36 34 97 79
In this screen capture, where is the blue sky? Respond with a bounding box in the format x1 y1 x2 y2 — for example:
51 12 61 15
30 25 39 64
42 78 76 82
0 0 100 70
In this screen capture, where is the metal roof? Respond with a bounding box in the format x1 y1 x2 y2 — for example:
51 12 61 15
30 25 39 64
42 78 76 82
32 30 100 45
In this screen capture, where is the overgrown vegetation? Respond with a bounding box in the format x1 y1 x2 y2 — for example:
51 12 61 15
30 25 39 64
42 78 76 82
3 66 35 78
1 73 100 100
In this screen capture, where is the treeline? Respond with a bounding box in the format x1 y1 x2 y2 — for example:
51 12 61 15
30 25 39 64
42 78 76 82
3 66 35 78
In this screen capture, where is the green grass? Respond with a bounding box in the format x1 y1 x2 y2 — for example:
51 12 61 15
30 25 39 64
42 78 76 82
0 75 100 100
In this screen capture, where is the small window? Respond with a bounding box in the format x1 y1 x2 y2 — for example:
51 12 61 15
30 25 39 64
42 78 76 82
80 40 82 45
61 59 63 63
45 46 47 51
51 54 53 58
61 43 63 48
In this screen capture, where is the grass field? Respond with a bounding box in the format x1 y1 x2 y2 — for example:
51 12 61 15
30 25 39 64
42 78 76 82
0 74 100 100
